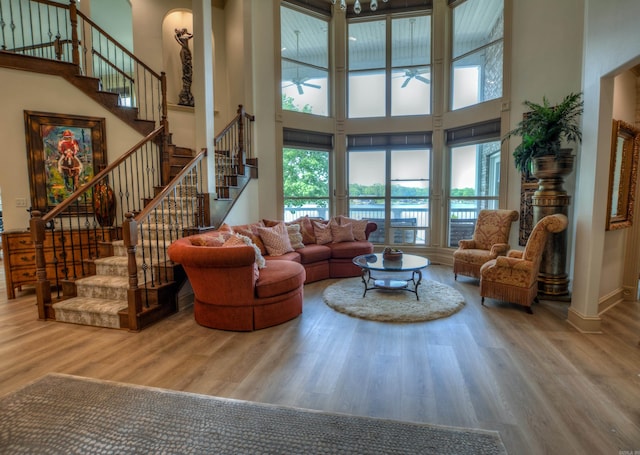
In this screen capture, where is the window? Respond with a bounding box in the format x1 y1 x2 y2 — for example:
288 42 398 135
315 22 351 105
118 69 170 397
451 0 503 110
448 140 501 247
282 129 332 221
348 135 431 245
348 13 431 118
281 5 329 116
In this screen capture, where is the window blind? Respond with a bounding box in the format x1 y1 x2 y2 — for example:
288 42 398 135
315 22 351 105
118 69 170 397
445 119 501 146
283 128 334 150
347 132 432 150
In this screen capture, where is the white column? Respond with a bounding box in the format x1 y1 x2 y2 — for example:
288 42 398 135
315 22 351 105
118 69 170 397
192 0 216 194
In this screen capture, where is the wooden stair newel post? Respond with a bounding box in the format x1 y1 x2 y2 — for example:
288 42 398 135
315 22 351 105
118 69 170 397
69 0 80 70
29 211 51 320
161 72 171 186
123 212 141 331
237 104 245 171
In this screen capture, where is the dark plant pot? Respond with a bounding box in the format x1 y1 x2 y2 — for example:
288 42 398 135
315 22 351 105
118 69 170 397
532 150 574 193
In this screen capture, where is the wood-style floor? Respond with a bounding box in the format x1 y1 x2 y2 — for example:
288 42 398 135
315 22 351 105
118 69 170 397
1 259 639 454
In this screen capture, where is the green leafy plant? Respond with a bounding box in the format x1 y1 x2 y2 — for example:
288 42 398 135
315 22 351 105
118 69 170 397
503 92 584 174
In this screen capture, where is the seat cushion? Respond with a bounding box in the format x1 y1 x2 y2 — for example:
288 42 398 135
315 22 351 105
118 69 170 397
328 240 373 259
255 260 305 299
296 244 331 264
453 248 494 266
264 251 301 263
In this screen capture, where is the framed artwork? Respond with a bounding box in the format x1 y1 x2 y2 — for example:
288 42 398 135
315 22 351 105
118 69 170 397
24 111 106 213
606 119 640 230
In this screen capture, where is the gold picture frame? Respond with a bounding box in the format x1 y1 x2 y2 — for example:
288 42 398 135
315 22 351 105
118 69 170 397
24 111 107 213
606 119 640 230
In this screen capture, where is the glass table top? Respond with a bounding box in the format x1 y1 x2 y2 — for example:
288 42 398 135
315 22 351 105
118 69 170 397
352 253 430 272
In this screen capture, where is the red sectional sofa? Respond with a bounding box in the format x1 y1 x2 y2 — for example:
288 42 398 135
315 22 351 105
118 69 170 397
167 216 377 331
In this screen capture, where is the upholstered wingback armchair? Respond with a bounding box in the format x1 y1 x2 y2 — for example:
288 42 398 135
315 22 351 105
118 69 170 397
479 213 568 313
453 209 520 280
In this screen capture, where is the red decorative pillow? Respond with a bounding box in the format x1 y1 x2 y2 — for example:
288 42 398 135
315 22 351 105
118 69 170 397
337 216 368 241
257 222 294 256
313 221 332 245
222 234 266 268
331 222 355 243
232 226 267 255
293 216 317 244
189 231 232 246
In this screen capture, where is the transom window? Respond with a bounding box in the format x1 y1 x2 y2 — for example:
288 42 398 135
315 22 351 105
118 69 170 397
280 5 329 116
348 13 431 118
451 0 504 110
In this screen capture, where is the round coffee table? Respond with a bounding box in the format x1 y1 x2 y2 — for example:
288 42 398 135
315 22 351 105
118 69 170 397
352 253 430 300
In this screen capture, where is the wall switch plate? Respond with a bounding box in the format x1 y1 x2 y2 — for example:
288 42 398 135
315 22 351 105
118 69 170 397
15 198 26 207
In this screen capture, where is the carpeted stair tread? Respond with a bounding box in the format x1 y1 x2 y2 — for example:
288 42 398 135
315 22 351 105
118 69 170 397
52 297 127 329
75 275 129 300
94 256 147 279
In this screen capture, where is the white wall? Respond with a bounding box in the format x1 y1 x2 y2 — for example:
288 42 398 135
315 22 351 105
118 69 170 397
570 0 640 329
600 71 637 298
0 68 142 231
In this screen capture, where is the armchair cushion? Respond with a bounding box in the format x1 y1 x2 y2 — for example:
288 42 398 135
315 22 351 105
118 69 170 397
453 209 519 280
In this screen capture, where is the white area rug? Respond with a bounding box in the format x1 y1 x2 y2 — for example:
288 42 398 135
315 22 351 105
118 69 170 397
323 277 465 322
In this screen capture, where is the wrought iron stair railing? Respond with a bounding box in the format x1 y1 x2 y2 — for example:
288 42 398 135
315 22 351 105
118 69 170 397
0 0 165 127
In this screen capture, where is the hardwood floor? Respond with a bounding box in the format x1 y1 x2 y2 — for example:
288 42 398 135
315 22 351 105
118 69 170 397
1 259 639 454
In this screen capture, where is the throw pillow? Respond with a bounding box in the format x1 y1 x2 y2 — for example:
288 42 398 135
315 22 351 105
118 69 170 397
338 216 369 241
258 222 294 256
331 222 355 243
313 220 333 245
293 216 317 244
286 223 305 249
189 231 232 246
232 226 267 255
222 234 266 268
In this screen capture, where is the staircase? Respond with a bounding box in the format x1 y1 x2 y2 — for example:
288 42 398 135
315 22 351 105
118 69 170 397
52 201 190 329
6 0 258 331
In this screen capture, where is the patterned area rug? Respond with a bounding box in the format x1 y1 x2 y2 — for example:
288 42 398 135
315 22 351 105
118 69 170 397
0 374 506 454
323 277 465 322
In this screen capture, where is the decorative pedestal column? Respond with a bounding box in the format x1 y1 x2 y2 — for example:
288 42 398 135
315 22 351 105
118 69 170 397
531 153 574 299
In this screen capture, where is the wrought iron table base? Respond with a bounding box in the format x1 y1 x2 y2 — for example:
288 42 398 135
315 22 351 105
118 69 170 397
360 269 423 300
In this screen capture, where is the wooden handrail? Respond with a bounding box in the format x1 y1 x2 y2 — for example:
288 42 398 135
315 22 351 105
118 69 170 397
135 148 207 222
75 10 162 80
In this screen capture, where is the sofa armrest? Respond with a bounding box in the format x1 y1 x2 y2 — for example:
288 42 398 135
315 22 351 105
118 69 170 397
167 238 255 268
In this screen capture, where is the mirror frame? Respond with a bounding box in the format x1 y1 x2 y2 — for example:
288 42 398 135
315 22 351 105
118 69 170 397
606 119 640 230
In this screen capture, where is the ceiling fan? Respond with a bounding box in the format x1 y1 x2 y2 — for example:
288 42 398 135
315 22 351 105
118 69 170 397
284 30 321 95
399 19 430 88
401 68 430 88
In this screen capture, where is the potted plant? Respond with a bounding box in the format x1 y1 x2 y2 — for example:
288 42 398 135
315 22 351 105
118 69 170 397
503 92 584 175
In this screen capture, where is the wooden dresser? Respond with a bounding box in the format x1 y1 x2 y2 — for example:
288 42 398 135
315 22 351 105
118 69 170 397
2 229 112 299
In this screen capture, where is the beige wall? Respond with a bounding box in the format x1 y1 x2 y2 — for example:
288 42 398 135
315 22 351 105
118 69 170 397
0 68 142 231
